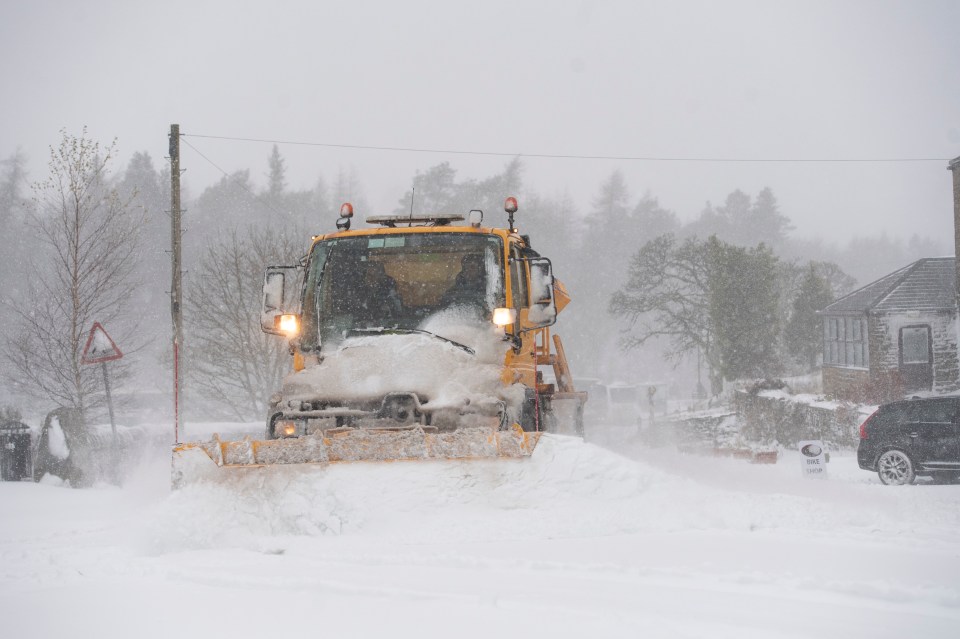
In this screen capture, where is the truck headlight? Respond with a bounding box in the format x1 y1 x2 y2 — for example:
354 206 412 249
278 314 300 337
492 307 517 327
274 419 299 438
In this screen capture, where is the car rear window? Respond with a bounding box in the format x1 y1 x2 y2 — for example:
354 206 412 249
877 403 919 425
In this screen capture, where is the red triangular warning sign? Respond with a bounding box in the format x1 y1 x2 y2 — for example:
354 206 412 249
81 322 123 365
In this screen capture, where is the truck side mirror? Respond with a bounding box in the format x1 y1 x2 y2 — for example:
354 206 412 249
261 265 303 335
523 257 557 329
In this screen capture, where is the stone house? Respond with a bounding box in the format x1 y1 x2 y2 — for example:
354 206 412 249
820 257 959 403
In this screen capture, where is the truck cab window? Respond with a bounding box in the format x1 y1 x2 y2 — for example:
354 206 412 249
510 244 527 309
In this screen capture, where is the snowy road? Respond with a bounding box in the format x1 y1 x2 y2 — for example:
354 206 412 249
2 428 958 638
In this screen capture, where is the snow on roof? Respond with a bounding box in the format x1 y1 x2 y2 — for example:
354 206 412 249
821 257 956 314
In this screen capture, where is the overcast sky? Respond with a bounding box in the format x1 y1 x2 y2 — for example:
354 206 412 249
2 0 958 241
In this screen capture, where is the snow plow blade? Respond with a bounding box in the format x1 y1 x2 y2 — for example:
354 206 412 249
171 424 541 488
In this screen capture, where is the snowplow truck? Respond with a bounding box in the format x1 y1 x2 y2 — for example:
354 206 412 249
172 198 586 485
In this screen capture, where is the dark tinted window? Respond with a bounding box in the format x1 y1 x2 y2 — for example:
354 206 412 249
877 402 919 425
919 399 960 423
301 233 504 348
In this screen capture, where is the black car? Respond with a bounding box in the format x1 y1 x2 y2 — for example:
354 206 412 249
858 396 960 485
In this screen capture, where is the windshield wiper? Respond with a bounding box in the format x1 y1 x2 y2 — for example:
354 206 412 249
347 327 476 355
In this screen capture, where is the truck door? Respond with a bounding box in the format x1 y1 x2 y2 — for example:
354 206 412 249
509 243 527 312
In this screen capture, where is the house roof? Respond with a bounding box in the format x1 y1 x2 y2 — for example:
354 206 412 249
821 257 957 314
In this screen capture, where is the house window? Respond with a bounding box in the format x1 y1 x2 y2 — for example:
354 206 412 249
823 315 868 369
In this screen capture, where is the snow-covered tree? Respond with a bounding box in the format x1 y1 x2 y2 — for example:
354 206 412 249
609 234 717 389
184 227 304 419
1 129 142 420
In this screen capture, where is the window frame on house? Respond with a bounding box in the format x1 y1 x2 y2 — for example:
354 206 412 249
823 314 869 369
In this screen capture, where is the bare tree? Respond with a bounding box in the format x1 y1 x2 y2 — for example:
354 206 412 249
1 129 142 420
609 234 719 392
185 227 304 420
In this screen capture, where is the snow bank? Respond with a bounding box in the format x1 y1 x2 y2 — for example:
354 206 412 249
7 425 960 639
143 434 960 555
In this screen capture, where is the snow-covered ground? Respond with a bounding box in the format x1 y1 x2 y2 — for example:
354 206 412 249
2 422 959 638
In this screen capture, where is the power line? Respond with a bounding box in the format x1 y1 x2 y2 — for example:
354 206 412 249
180 137 232 177
182 132 950 164
180 137 289 218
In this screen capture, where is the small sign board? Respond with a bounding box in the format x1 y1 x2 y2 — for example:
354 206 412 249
798 440 828 478
81 322 123 365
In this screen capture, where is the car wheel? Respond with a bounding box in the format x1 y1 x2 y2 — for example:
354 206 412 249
876 449 916 485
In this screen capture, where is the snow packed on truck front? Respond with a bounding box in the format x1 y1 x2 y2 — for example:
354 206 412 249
267 230 524 439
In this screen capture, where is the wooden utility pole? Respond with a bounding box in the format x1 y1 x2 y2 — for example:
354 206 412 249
169 124 184 443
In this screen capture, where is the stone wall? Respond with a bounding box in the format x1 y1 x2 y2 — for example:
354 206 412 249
932 312 960 393
651 411 738 453
873 311 959 394
823 310 959 404
734 391 864 450
821 367 872 404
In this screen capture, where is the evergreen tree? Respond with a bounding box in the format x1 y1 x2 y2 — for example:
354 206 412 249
632 194 679 239
718 189 752 239
117 151 164 210
748 187 793 248
590 170 630 219
686 200 724 240
307 173 334 227
332 165 368 214
687 188 793 249
706 238 781 381
194 170 260 231
785 265 836 370
0 149 29 223
395 162 460 215
116 151 169 346
0 150 31 306
521 190 580 260
257 146 316 231
581 171 632 275
266 144 286 198
394 159 522 218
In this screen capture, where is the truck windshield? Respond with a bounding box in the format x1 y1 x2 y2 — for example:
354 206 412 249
300 233 504 348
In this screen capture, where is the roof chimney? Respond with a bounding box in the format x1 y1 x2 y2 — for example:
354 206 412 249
951 155 960 308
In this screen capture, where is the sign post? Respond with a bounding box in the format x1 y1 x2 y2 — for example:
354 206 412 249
798 440 828 478
81 322 124 482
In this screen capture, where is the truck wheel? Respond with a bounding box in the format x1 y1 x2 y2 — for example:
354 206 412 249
518 389 540 432
877 449 916 485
